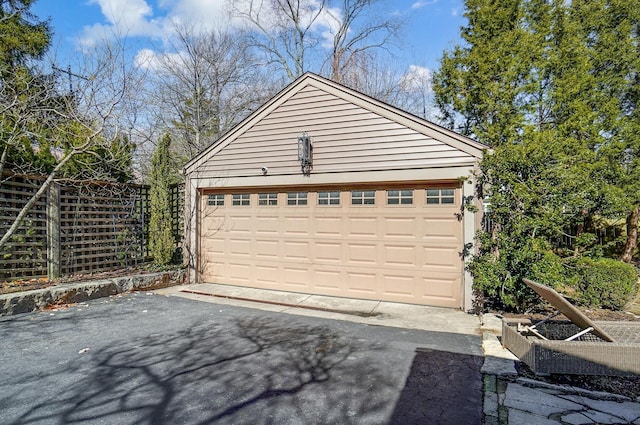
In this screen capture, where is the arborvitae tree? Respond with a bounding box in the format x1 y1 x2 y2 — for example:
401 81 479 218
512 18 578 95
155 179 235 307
149 134 175 266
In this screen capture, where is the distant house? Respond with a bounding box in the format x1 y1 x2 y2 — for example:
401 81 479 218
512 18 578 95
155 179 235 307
183 72 486 310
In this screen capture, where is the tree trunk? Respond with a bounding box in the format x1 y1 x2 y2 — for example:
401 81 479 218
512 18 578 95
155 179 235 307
574 208 589 257
0 126 104 250
490 221 501 259
621 205 639 263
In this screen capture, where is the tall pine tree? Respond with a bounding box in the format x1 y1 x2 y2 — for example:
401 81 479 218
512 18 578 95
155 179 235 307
434 0 640 310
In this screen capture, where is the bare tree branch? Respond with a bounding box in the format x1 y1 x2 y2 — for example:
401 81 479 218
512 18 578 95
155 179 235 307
324 0 401 82
144 22 278 163
0 38 142 250
229 0 327 80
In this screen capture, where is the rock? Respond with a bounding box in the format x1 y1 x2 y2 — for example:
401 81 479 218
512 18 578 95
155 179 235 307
0 270 186 316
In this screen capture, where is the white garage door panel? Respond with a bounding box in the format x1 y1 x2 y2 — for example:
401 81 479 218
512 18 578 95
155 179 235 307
255 264 278 284
315 216 342 236
348 217 378 237
424 217 461 238
424 246 460 271
200 188 463 307
229 263 250 281
314 269 342 290
229 216 251 233
345 271 378 294
256 239 278 258
382 274 415 296
283 216 308 234
255 216 278 234
421 275 461 301
383 245 417 266
383 217 418 238
315 242 342 263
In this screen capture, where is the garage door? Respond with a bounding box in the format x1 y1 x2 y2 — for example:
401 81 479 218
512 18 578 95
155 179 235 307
199 186 463 308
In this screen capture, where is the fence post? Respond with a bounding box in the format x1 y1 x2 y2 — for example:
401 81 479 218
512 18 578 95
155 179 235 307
47 182 61 279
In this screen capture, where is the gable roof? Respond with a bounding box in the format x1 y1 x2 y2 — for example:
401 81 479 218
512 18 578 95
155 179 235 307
183 72 487 175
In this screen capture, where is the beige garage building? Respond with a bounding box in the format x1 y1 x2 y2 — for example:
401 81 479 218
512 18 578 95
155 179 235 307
183 72 486 311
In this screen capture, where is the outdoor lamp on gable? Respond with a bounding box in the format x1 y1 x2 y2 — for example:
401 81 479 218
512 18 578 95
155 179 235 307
297 132 313 176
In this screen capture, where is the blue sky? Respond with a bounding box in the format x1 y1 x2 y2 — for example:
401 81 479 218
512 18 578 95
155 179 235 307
33 0 467 75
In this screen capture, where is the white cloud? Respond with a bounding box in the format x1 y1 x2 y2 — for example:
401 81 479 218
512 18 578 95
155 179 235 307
401 65 432 91
78 0 354 66
133 48 160 70
134 47 190 74
79 0 162 48
78 0 232 49
89 0 153 27
411 1 437 10
166 0 229 28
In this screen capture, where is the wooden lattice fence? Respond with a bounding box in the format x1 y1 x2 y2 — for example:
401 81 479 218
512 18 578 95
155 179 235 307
55 182 150 277
170 183 184 261
0 175 48 280
0 174 184 282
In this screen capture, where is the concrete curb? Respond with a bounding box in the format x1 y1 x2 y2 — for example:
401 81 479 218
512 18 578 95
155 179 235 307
0 269 186 316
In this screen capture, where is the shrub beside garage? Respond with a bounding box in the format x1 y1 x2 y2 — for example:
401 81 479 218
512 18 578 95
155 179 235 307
570 257 638 311
469 249 639 312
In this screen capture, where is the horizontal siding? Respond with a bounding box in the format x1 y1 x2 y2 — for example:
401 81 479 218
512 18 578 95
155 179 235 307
198 156 473 176
207 145 466 166
214 138 445 159
198 86 474 178
217 122 416 146
248 110 384 134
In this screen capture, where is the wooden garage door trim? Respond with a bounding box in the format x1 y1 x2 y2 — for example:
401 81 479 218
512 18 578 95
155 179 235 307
198 183 464 308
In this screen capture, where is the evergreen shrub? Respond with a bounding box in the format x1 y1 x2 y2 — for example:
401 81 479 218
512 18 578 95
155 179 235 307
469 242 568 312
572 258 638 310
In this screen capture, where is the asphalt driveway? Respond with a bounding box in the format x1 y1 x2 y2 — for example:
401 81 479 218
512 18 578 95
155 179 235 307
0 292 483 424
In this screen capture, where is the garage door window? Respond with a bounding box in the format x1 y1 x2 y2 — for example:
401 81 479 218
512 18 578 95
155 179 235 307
351 190 375 205
258 193 278 206
232 193 250 206
426 188 455 205
318 191 340 205
287 192 308 205
207 194 225 206
387 190 413 205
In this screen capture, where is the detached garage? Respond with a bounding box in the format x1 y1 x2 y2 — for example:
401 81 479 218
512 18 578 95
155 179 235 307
183 72 486 311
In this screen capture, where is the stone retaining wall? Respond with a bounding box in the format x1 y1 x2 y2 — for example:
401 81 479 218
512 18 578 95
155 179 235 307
0 269 186 316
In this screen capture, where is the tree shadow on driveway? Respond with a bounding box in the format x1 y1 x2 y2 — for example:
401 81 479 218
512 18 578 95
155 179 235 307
5 316 401 425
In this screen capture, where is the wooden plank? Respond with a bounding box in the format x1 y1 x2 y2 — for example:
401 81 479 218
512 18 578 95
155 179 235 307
47 183 61 279
0 249 47 255
60 244 142 253
59 218 139 225
59 195 139 203
0 258 47 265
58 224 135 231
0 180 42 190
59 238 142 246
0 205 46 214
